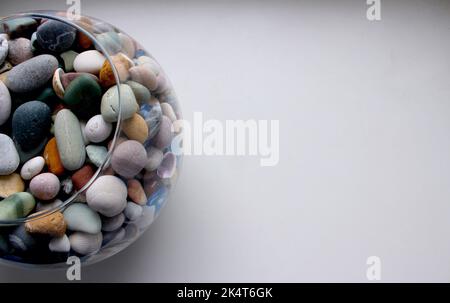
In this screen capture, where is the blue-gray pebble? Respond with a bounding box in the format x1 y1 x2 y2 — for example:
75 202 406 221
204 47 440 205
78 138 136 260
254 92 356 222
5 54 58 93
36 20 76 53
12 101 51 151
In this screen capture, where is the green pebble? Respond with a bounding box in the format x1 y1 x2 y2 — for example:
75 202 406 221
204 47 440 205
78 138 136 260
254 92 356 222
86 145 108 167
0 192 36 221
64 74 102 106
60 50 78 72
127 80 151 105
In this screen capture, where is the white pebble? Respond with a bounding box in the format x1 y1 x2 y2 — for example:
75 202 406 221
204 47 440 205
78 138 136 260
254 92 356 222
20 156 45 180
84 115 113 143
73 50 106 74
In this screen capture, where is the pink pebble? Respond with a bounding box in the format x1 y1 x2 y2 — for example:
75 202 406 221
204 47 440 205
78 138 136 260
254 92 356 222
30 173 60 200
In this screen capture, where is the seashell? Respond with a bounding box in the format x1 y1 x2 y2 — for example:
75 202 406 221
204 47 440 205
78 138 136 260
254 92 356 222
157 152 176 179
101 213 125 232
124 201 143 221
127 179 147 205
69 232 102 255
63 203 102 234
52 68 65 99
49 234 70 252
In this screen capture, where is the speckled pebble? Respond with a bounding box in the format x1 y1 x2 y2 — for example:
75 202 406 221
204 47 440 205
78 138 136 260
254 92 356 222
29 173 60 201
0 173 25 198
111 140 147 178
7 38 33 65
5 54 58 93
84 114 112 143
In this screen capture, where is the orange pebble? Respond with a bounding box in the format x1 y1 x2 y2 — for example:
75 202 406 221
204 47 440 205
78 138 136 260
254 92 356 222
44 137 65 176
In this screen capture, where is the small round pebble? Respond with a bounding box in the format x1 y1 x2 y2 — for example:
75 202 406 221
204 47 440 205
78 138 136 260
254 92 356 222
7 38 33 65
20 156 45 180
111 140 147 178
29 173 60 200
84 114 112 143
86 175 127 217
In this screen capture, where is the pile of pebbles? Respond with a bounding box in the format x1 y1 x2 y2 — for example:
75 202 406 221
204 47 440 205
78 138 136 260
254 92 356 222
0 16 180 264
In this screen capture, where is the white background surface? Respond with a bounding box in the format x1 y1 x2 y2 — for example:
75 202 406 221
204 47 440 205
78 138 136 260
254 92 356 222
1 0 450 282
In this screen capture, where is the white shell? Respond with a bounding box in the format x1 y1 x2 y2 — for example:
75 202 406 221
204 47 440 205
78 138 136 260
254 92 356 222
69 232 103 255
124 202 143 221
20 156 45 180
101 213 125 232
157 152 176 179
49 235 70 252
